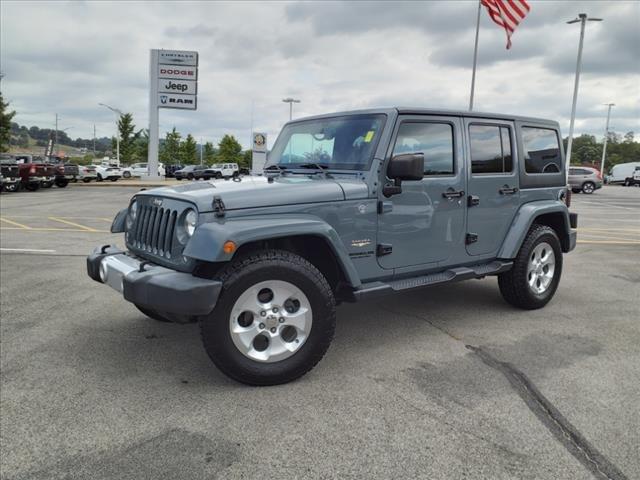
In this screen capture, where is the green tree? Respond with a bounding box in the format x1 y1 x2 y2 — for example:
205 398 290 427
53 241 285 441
160 127 182 163
215 134 242 163
110 113 136 164
203 141 216 164
241 150 252 169
0 93 16 151
181 134 198 164
133 129 149 162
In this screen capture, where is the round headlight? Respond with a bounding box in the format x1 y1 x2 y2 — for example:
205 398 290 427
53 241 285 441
184 209 197 237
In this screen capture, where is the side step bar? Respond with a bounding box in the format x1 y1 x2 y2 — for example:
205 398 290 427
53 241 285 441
353 260 512 301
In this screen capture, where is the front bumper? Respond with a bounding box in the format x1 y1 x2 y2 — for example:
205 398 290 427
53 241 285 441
87 246 222 316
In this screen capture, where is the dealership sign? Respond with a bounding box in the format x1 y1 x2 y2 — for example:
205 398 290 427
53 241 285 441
148 49 199 179
158 93 197 110
157 65 197 80
158 50 198 66
158 79 197 95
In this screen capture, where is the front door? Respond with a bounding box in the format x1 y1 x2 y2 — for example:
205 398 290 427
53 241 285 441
377 115 466 269
465 119 520 256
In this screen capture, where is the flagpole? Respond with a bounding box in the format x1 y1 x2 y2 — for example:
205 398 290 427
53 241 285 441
469 0 482 110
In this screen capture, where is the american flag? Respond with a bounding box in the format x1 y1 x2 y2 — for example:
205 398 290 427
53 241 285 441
481 0 531 49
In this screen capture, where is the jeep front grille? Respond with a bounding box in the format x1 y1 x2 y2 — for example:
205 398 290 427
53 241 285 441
131 205 178 258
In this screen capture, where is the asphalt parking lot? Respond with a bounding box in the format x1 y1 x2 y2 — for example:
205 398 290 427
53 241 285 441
1 185 638 480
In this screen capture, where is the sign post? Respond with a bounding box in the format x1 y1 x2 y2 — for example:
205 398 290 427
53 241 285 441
147 49 198 180
252 132 267 174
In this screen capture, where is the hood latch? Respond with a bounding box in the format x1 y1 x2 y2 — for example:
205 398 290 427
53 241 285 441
212 195 226 217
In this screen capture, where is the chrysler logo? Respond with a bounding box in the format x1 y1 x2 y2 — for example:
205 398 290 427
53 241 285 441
152 198 163 207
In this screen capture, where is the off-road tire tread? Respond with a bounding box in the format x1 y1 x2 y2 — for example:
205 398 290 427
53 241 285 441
498 224 562 310
200 249 336 386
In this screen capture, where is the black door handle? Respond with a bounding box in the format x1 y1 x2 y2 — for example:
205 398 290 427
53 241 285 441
442 189 465 199
499 185 518 195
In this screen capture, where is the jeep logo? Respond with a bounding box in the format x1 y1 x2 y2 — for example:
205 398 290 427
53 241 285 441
163 81 189 92
152 198 163 207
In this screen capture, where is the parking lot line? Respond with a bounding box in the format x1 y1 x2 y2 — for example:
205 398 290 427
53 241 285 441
48 216 101 232
577 240 640 245
0 226 109 233
0 217 33 229
0 248 56 253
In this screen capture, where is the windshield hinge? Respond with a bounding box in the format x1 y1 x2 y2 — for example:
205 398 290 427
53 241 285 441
212 195 226 217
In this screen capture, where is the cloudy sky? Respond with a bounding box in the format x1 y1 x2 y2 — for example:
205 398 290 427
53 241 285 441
1 0 638 149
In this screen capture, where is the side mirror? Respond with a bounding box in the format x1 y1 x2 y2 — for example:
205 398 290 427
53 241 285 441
387 153 424 181
383 153 423 197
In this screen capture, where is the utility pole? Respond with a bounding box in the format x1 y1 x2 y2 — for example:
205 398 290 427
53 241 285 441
600 103 615 178
282 97 300 121
565 13 603 167
54 113 59 157
99 103 123 166
200 137 203 166
93 124 96 156
469 0 482 111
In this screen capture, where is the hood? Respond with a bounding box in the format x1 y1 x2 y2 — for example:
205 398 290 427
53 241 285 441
137 175 369 212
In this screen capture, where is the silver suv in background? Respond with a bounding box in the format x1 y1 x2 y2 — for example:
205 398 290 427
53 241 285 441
568 166 602 194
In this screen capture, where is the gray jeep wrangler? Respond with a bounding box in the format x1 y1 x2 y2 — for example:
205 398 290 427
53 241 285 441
87 108 577 385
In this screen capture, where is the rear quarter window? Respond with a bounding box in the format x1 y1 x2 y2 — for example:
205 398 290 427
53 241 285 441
522 127 562 174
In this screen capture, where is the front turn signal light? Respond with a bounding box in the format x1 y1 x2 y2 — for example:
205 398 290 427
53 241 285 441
223 241 236 254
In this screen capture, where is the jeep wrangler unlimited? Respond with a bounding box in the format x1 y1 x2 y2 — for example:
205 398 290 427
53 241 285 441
88 108 577 385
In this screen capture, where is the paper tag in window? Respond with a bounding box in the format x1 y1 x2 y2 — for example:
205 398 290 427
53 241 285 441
364 131 375 143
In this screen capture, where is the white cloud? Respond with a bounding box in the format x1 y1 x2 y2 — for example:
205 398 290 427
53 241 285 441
1 0 638 149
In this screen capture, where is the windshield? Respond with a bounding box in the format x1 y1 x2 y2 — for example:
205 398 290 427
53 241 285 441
268 114 386 171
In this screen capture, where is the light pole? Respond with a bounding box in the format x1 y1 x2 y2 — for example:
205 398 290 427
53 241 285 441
565 13 602 167
99 103 123 166
282 97 300 121
600 103 615 178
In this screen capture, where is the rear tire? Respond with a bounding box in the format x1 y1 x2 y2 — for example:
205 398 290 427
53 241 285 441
41 181 53 188
582 181 595 194
200 249 336 386
82 178 92 183
110 177 118 182
25 182 40 191
55 179 69 188
123 171 131 178
571 188 580 194
498 224 563 310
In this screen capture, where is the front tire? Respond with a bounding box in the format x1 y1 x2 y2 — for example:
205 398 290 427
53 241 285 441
55 179 69 188
498 224 563 310
82 177 92 183
201 250 336 386
123 171 131 178
110 177 119 182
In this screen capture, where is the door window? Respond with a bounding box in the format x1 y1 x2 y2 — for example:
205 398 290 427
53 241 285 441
392 122 454 175
469 124 513 174
521 127 562 174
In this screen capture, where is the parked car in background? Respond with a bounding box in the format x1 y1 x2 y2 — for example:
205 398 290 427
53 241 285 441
165 164 184 178
0 156 21 192
94 164 122 182
122 162 166 178
606 162 640 185
210 163 239 178
174 165 207 180
77 165 98 182
14 155 56 190
568 166 602 194
628 167 640 186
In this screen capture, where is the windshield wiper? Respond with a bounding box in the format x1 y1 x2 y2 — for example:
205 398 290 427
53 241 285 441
298 163 329 170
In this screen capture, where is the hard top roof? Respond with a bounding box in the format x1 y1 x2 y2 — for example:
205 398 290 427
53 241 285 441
291 107 558 127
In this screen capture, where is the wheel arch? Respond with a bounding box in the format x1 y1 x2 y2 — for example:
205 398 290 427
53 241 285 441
184 215 362 290
498 201 572 258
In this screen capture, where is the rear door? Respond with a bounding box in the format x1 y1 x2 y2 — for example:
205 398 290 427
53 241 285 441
465 118 520 256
